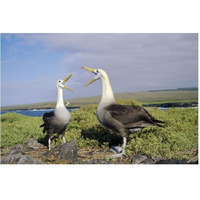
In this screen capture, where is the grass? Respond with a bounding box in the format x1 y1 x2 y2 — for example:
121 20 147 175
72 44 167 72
1 101 198 162
1 90 198 111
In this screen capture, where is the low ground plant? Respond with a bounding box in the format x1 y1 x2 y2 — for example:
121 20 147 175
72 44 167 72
1 103 198 161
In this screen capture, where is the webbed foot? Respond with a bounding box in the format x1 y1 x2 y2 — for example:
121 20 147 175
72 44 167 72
109 146 125 158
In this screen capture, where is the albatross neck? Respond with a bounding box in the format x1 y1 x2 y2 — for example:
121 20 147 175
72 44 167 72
100 76 116 107
55 87 65 108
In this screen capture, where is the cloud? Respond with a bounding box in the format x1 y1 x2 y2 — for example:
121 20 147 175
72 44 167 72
21 34 198 89
2 33 198 106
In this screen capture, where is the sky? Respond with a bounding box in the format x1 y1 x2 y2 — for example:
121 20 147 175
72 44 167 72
1 33 198 107
0 1 199 198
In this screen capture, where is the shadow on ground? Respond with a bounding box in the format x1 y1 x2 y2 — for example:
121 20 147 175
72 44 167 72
81 124 123 147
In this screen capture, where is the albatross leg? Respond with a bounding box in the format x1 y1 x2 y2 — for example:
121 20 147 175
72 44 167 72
63 136 66 143
59 133 66 144
110 128 141 157
122 137 127 150
48 130 54 151
59 129 66 144
48 138 51 151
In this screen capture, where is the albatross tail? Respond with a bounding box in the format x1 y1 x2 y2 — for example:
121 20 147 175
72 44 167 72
143 108 165 127
40 124 46 133
154 121 165 127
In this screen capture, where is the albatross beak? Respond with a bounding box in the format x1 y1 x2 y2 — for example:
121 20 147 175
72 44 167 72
84 78 96 87
82 66 97 87
82 66 95 73
64 85 74 92
63 73 73 82
63 74 74 92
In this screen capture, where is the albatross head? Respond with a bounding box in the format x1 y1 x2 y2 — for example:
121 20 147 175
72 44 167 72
57 74 74 92
82 66 109 87
82 66 116 106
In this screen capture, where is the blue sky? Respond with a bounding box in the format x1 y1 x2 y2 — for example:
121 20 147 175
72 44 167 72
1 33 198 107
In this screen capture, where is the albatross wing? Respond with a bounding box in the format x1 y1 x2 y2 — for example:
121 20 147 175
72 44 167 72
105 104 164 128
40 111 55 133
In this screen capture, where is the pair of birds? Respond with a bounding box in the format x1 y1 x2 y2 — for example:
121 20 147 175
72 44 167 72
41 67 164 158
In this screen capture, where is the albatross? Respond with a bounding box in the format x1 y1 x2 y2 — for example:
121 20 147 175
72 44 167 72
40 74 74 150
82 66 164 158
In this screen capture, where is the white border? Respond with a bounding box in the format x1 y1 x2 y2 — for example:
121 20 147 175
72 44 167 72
0 1 199 200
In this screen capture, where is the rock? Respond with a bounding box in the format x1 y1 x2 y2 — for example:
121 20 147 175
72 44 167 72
12 144 25 151
188 160 198 164
17 155 44 164
132 154 148 164
9 140 42 156
151 156 163 163
131 155 189 164
9 144 25 155
49 140 78 162
79 159 108 164
141 158 155 164
9 149 22 156
56 140 78 162
1 153 24 164
9 143 34 155
155 159 187 164
43 151 51 157
1 152 44 164
26 138 44 149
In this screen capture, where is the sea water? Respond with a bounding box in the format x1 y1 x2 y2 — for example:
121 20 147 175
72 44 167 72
0 108 78 117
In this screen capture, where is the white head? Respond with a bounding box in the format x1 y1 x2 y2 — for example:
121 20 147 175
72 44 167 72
82 66 115 106
82 66 109 87
56 74 74 92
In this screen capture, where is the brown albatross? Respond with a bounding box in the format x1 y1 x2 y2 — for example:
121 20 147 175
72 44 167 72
40 74 74 150
82 66 164 158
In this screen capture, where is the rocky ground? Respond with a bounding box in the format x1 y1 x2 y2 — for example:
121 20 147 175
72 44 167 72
0 138 198 164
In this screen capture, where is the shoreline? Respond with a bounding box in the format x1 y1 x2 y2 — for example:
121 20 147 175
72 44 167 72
143 102 198 108
1 106 81 112
1 102 198 113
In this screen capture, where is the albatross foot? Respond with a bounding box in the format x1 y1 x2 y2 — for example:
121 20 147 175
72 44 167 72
110 146 123 153
109 146 125 158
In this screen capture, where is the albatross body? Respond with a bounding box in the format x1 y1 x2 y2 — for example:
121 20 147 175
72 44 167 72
40 74 74 150
82 67 164 158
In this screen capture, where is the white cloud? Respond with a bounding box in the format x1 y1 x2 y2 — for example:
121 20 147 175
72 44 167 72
2 33 198 106
26 33 197 90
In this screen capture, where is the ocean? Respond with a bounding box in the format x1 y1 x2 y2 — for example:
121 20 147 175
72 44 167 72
0 108 78 117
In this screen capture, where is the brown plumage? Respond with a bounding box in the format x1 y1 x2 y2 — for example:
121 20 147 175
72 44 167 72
40 74 74 150
82 66 164 158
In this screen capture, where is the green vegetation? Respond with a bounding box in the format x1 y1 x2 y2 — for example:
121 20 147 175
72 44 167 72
1 113 44 150
1 101 198 161
126 107 198 160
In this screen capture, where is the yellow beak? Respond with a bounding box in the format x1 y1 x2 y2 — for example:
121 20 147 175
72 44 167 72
64 85 74 92
63 74 74 92
63 73 73 83
82 66 97 87
82 66 95 73
84 78 96 87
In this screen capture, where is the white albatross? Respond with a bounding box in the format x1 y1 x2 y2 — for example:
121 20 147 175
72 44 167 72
40 74 74 150
82 66 164 158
